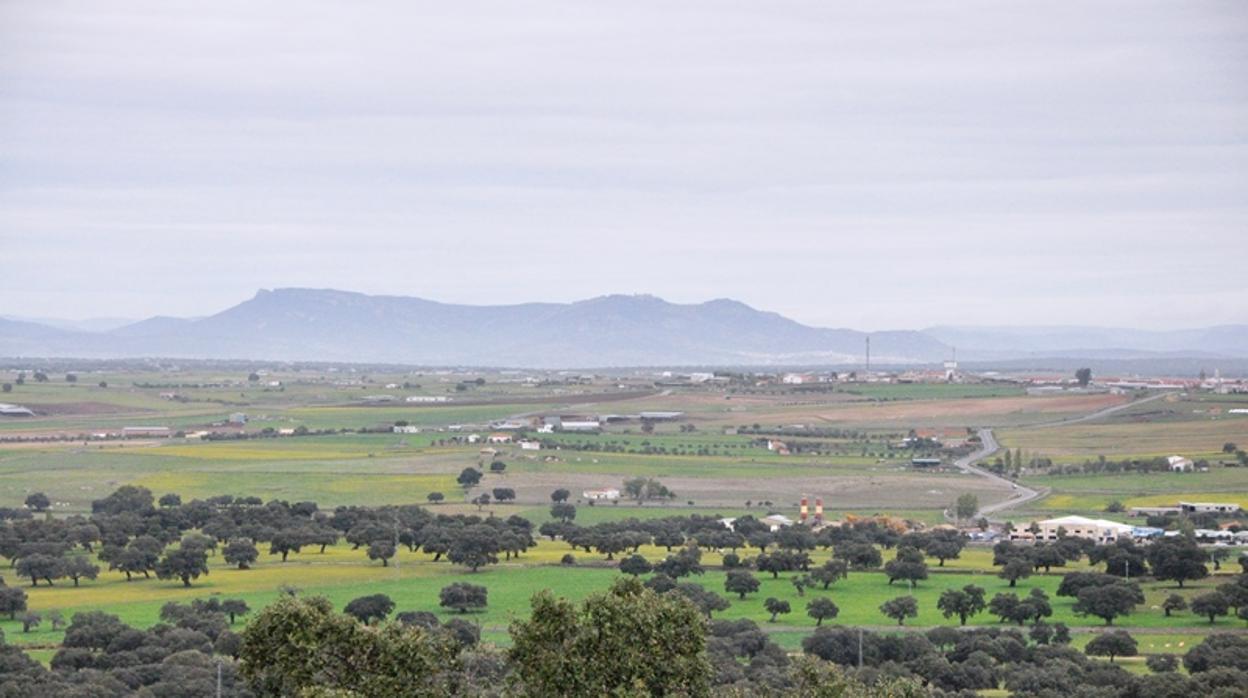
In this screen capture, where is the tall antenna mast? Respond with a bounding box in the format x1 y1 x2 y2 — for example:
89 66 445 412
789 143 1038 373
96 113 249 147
865 336 871 374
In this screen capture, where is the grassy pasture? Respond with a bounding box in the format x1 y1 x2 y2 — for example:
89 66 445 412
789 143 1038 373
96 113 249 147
4 540 1243 651
998 414 1248 459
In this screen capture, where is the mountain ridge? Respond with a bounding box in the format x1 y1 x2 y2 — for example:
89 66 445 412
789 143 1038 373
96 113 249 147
1 289 1244 367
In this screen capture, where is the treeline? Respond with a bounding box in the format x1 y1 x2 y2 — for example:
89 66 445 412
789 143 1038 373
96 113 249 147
4 577 1248 696
0 486 541 594
1034 455 1213 476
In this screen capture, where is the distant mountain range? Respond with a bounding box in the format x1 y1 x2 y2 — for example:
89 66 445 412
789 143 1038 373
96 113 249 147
1 289 1245 367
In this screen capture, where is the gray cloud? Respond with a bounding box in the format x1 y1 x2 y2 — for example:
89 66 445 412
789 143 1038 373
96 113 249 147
2 0 1246 329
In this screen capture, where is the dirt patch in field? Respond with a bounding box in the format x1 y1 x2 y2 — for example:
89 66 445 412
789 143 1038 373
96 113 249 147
808 394 1129 426
20 401 148 416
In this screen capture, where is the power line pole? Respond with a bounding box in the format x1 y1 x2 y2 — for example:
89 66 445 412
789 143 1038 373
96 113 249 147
858 627 863 669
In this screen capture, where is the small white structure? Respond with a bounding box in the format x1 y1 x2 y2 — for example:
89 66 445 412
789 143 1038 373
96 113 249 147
466 433 481 443
228 412 248 425
1167 455 1195 473
583 488 620 501
393 425 421 434
761 514 795 531
1180 501 1242 515
537 424 555 434
688 372 715 383
406 395 449 403
0 403 35 417
767 439 790 455
561 420 600 432
487 433 512 444
519 440 541 451
638 411 685 421
782 373 810 385
493 420 530 430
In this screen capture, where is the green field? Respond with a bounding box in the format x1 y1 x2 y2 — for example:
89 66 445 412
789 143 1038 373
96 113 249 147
4 539 1243 652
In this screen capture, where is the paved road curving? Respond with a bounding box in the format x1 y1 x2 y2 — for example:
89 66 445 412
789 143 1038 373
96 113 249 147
953 390 1179 521
951 427 1043 520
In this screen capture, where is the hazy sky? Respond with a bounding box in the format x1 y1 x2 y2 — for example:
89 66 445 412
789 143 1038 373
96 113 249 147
2 1 1246 330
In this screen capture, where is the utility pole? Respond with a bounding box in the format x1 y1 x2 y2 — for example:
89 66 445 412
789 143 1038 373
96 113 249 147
216 659 222 698
858 627 863 669
393 509 401 577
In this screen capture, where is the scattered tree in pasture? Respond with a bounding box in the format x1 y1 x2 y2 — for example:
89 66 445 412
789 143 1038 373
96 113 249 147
447 524 500 572
16 554 63 587
1085 630 1137 663
0 587 28 619
879 596 918 626
223 538 259 569
367 539 397 567
954 493 978 522
998 557 1032 588
764 597 791 622
937 585 986 625
1146 536 1209 588
23 493 50 512
62 556 99 587
1190 591 1230 624
725 570 760 599
618 554 652 576
924 531 965 566
884 546 928 586
811 559 848 589
457 467 482 489
1073 583 1141 625
807 597 839 626
550 502 576 522
221 599 250 624
344 593 395 624
155 547 210 587
440 583 488 613
19 611 40 633
1162 593 1187 617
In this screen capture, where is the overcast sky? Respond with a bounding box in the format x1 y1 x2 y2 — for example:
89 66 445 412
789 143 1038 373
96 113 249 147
2 1 1245 330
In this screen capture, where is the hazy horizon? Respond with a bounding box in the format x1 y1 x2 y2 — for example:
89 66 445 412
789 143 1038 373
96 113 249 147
3 2 1246 330
3 287 1246 334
